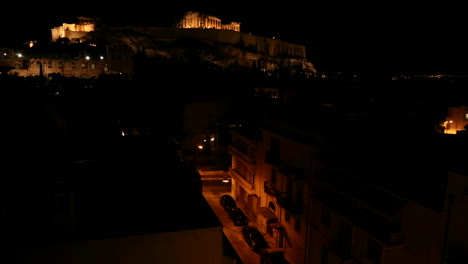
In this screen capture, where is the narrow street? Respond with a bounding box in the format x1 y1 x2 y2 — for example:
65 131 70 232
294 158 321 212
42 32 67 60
188 151 276 264
202 189 262 264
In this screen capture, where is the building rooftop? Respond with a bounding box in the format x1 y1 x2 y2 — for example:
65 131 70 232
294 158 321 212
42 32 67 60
5 135 221 246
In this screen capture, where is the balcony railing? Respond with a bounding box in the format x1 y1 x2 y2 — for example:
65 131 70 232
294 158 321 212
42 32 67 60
228 145 256 165
277 162 305 181
229 168 255 191
276 195 301 214
264 181 301 214
312 187 404 246
264 181 280 196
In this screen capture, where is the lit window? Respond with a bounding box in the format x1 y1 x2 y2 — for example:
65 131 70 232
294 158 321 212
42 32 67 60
465 113 468 120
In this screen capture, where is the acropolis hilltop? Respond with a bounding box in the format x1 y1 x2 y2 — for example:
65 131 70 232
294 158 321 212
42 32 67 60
51 12 240 43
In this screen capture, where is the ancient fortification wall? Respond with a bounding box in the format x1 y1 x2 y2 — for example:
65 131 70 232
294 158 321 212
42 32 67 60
112 27 307 58
51 21 95 42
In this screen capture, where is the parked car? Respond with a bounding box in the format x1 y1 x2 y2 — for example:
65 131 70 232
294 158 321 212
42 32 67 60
241 226 269 252
228 207 249 226
220 194 237 211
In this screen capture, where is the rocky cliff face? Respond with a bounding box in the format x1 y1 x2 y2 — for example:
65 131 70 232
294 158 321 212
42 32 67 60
89 27 317 78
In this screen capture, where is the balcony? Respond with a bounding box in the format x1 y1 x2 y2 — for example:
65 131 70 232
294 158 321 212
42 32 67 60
228 145 256 166
276 195 301 214
312 187 404 246
229 168 255 191
277 161 305 181
264 181 280 197
264 181 301 214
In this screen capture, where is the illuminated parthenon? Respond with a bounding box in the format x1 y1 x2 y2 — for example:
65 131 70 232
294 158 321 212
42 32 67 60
178 11 241 32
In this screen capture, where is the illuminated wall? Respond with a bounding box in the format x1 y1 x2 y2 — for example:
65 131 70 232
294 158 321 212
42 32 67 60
51 17 95 42
0 47 19 70
444 106 468 134
9 44 134 79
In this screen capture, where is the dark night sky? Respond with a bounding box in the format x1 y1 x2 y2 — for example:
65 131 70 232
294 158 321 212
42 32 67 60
2 1 466 76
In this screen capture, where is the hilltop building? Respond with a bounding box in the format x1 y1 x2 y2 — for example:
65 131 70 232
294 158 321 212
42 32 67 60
178 11 241 32
2 12 316 79
51 16 95 43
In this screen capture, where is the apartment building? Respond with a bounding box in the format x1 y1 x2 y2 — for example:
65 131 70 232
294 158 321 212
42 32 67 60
226 99 467 264
444 106 468 134
227 124 262 223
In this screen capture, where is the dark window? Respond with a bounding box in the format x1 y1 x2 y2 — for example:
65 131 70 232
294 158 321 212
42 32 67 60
339 221 352 258
321 207 331 227
294 218 301 232
366 238 382 264
54 193 67 212
296 185 303 209
286 180 293 200
266 137 280 163
268 201 276 212
270 137 280 153
271 168 277 184
285 212 290 222
321 247 328 264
